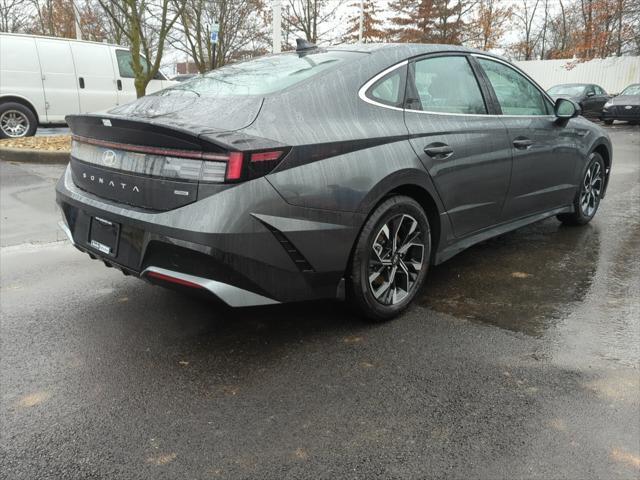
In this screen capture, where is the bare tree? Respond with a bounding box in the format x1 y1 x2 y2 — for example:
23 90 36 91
170 0 268 73
511 0 541 60
0 0 32 32
284 0 345 44
466 0 512 50
95 0 185 97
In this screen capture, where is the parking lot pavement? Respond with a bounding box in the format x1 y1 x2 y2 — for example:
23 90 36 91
1 125 639 479
35 126 70 136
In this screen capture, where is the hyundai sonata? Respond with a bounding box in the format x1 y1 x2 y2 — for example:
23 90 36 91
56 42 612 320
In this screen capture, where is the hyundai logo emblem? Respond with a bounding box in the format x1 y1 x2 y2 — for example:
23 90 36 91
102 150 117 166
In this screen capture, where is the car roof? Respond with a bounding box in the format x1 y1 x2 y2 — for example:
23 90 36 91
327 42 490 57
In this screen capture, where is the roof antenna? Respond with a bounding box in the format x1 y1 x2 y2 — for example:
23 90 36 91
296 38 317 52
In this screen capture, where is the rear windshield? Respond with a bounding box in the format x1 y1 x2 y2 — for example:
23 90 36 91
547 85 586 96
164 51 358 97
620 84 640 96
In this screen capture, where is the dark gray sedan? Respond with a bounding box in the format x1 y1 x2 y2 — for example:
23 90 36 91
548 83 611 118
56 43 612 321
601 83 640 124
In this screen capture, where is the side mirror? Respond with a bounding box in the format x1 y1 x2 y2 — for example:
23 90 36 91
586 91 595 97
555 98 581 119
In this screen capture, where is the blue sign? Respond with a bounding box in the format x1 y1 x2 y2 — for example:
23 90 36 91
210 31 218 43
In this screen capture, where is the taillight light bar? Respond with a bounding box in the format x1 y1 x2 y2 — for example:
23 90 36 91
72 135 228 161
72 135 287 183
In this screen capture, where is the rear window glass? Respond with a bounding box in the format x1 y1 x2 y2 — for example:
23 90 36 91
166 51 357 97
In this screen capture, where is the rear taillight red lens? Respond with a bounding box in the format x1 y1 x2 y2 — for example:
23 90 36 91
250 151 284 162
225 152 244 181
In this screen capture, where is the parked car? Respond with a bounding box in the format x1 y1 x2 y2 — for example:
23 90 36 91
56 42 612 321
0 33 175 138
600 83 640 125
172 74 197 82
547 83 611 118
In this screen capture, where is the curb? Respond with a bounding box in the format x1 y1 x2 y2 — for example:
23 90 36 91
0 147 69 164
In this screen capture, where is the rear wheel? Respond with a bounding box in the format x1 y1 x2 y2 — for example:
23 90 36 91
348 196 431 322
557 152 605 226
0 102 37 138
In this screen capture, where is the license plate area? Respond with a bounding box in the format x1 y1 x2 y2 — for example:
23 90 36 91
89 216 120 257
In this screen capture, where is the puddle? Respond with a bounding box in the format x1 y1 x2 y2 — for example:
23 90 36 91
420 218 600 336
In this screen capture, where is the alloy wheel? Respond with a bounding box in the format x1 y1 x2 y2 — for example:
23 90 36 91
368 214 425 305
580 161 603 217
0 110 30 137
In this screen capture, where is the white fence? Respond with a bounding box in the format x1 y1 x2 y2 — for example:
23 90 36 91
515 56 640 94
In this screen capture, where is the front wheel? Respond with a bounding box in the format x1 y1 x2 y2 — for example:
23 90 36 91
557 152 605 226
348 196 431 322
0 102 37 139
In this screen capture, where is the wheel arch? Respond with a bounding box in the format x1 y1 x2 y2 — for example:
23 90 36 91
352 169 449 267
0 95 40 124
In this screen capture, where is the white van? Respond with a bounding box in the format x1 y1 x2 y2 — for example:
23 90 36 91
0 33 174 138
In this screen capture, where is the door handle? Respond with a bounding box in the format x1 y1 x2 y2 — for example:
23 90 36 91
424 143 454 159
513 138 533 149
78 77 85 89
117 79 122 91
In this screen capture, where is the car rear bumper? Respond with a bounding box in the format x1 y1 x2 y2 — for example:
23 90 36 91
56 165 362 306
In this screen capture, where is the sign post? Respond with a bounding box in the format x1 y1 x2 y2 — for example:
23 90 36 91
210 23 219 70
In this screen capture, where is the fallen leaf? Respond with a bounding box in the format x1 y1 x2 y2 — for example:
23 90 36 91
343 335 363 344
146 453 177 465
17 391 51 408
294 448 308 460
611 448 640 470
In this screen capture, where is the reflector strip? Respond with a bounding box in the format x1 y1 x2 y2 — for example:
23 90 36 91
146 270 203 289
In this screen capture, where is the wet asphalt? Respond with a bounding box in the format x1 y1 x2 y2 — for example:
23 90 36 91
1 124 639 479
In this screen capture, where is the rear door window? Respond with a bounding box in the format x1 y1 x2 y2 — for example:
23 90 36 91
408 56 487 114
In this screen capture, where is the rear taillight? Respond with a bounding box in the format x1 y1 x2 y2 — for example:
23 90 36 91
72 135 288 184
225 152 244 181
224 150 288 182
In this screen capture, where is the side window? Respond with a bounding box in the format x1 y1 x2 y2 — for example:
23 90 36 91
115 49 165 80
595 85 605 95
477 58 548 116
365 67 405 107
586 85 596 96
409 56 486 114
116 50 135 78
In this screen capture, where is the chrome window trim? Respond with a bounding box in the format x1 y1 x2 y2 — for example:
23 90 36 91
358 60 408 112
359 54 559 120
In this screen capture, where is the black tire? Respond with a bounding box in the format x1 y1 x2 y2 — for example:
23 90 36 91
0 102 37 139
603 119 614 125
348 195 431 322
557 152 605 226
